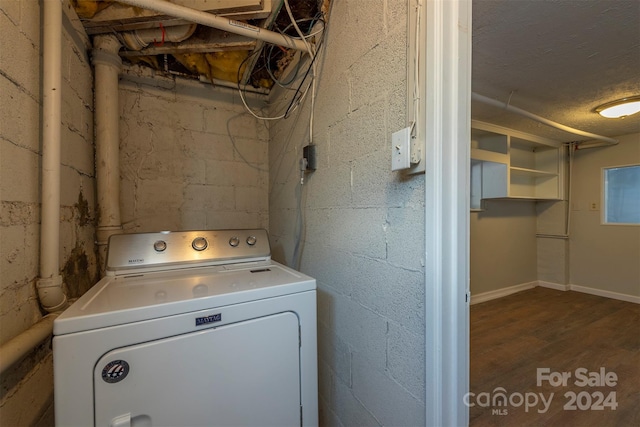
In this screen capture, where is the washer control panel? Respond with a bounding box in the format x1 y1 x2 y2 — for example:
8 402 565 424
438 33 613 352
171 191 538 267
106 229 270 274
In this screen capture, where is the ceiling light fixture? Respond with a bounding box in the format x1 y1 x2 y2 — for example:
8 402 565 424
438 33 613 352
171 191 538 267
595 95 640 119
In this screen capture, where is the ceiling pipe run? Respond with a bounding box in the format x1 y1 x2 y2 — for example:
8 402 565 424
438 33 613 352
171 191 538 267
121 24 197 51
92 34 123 274
115 0 309 52
472 92 619 146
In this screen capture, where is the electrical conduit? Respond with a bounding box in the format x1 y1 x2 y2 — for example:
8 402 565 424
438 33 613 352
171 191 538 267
92 34 123 271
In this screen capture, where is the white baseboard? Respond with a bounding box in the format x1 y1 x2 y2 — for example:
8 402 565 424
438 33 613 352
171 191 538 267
568 284 640 304
470 281 537 305
471 280 640 305
537 281 569 291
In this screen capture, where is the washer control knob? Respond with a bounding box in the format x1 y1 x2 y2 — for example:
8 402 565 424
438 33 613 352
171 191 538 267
246 236 257 246
229 236 240 247
192 237 208 251
153 240 167 252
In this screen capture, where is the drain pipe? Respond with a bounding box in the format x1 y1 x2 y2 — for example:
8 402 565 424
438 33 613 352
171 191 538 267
0 0 68 376
121 24 197 51
116 0 308 52
92 35 123 272
472 92 619 145
0 314 59 375
37 0 68 313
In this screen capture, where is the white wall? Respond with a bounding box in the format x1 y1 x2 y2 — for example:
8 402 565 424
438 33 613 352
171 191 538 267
118 71 269 232
569 133 640 297
269 1 426 425
0 1 97 424
536 199 570 285
470 201 538 294
472 133 640 301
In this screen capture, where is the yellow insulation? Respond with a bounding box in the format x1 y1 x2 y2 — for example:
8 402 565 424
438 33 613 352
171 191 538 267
173 51 251 84
70 0 144 19
70 0 112 19
173 53 212 79
205 51 250 83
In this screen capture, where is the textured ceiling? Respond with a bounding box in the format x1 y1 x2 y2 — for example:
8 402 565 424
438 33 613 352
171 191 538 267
472 0 640 142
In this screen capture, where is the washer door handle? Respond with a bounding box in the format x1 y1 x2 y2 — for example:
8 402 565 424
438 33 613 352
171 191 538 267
110 413 131 427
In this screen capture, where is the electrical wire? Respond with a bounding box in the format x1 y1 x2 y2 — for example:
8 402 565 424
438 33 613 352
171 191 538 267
284 0 313 55
265 18 325 89
282 38 323 119
235 6 325 121
264 44 301 88
234 0 328 266
410 0 422 134
282 0 328 268
235 47 312 121
236 50 288 121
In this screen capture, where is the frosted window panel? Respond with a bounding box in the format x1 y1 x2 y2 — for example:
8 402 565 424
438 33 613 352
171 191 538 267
604 165 640 224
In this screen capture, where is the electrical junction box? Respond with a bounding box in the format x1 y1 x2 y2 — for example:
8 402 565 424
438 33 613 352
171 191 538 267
303 145 317 171
391 127 412 171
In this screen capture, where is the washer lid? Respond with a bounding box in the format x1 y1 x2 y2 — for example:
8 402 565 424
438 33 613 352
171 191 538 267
53 261 315 335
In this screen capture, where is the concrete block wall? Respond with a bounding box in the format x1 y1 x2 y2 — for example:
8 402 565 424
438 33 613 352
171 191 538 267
0 1 97 425
118 72 269 233
269 1 426 425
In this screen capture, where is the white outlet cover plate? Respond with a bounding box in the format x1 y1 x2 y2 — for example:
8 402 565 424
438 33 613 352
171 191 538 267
392 127 412 171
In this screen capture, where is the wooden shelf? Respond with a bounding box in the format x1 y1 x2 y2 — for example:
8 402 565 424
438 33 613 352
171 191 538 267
510 166 557 177
470 121 564 205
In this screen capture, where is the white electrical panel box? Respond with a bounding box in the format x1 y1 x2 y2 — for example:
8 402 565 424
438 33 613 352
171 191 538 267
392 127 412 171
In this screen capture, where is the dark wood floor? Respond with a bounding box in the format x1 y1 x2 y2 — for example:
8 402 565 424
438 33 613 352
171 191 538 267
470 287 640 426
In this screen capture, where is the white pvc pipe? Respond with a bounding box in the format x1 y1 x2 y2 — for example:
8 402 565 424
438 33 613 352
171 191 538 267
121 24 197 51
0 315 58 375
38 0 67 313
92 35 123 270
472 92 619 145
116 0 308 52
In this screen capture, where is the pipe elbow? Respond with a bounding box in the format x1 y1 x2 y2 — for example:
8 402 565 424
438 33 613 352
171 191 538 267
92 34 122 70
37 275 68 313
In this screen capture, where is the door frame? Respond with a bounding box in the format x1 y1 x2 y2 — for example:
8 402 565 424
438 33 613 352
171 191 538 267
423 0 471 425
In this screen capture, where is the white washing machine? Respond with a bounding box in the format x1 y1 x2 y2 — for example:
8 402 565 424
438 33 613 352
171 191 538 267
53 229 317 427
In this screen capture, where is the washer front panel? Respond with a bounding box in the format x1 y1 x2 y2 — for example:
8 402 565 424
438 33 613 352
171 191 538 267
94 312 300 427
54 291 318 427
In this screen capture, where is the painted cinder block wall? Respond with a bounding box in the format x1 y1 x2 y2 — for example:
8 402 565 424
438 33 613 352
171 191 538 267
118 71 270 233
269 1 427 425
0 1 98 425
